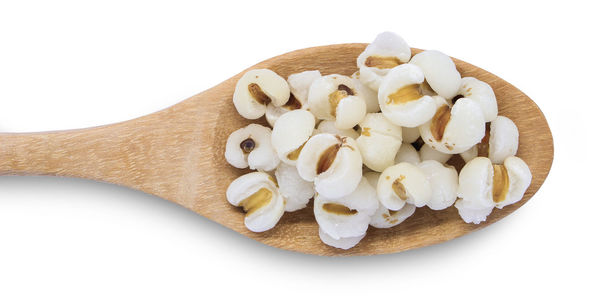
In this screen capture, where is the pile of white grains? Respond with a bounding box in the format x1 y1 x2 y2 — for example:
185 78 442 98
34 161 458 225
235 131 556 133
224 32 532 250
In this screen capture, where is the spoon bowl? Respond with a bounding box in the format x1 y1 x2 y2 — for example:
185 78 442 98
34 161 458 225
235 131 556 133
0 43 553 256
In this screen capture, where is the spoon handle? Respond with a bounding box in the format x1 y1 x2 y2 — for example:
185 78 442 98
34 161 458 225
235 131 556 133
0 123 146 182
0 104 203 199
0 86 228 213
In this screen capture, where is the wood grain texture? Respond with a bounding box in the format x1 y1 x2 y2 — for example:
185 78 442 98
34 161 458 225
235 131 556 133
0 44 553 256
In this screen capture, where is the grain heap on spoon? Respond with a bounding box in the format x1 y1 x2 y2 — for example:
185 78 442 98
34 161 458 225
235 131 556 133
225 31 531 250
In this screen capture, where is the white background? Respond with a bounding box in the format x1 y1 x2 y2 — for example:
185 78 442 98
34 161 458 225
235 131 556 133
0 0 597 295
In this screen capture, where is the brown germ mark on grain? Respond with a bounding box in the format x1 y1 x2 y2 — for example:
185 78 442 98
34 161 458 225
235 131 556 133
338 84 354 96
316 144 341 174
328 84 355 116
248 83 271 104
387 84 423 104
240 188 272 216
431 105 451 141
287 142 306 161
492 164 509 203
392 176 408 201
477 122 491 157
283 93 302 110
240 138 256 153
365 55 402 69
322 203 357 215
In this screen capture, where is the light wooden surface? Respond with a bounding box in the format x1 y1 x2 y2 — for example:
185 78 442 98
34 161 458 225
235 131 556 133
0 44 553 256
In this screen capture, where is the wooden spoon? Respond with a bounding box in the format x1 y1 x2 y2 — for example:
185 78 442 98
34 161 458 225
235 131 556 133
0 44 553 256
